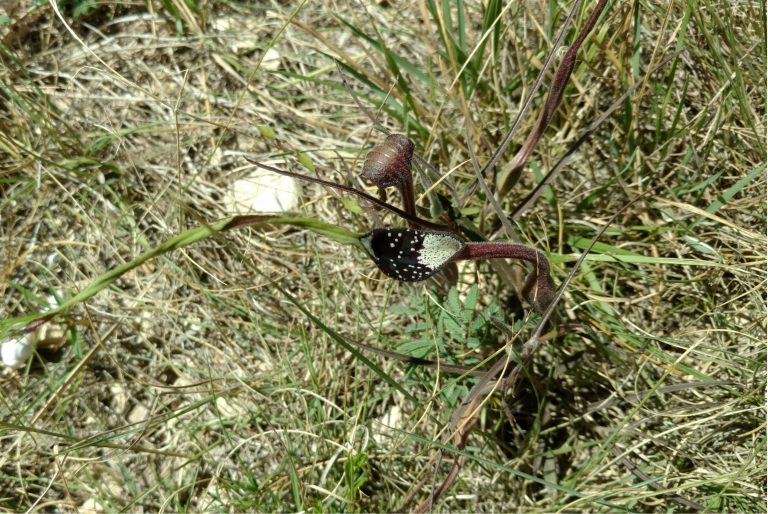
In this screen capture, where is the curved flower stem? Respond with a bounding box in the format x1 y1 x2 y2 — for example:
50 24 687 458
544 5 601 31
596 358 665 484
497 0 608 196
453 242 555 313
248 159 449 231
399 179 417 227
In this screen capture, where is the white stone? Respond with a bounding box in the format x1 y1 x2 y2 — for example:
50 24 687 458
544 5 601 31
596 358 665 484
228 170 299 213
1 335 35 369
261 48 281 71
372 404 401 445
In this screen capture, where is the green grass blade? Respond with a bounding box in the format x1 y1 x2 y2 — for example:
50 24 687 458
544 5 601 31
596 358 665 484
705 162 766 215
1 217 362 336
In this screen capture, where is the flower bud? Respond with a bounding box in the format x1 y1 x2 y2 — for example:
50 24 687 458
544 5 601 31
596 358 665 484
361 134 414 188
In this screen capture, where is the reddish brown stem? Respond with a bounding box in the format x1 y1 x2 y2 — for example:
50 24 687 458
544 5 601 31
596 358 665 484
247 159 449 231
454 242 555 314
398 175 418 228
498 0 608 196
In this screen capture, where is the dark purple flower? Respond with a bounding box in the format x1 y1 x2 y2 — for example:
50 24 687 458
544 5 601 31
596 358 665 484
361 228 465 282
361 227 555 313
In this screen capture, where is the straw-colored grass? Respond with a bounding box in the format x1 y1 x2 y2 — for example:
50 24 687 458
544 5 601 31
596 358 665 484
0 1 764 511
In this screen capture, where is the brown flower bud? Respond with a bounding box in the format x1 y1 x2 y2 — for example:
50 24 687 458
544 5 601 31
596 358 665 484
361 134 415 188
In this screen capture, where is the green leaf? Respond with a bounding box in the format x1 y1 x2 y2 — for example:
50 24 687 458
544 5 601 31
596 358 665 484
260 216 363 247
1 216 364 338
550 253 727 269
258 125 276 139
333 16 429 83
464 284 478 314
340 197 363 214
287 454 303 511
447 287 462 317
469 314 486 334
398 338 439 359
705 162 765 215
296 150 315 172
568 237 645 257
72 0 97 18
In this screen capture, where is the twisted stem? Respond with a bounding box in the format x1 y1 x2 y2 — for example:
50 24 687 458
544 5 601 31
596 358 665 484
454 242 555 313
